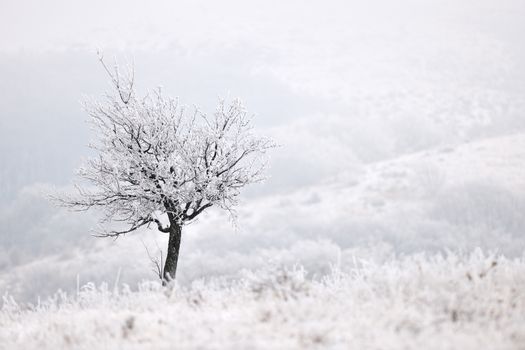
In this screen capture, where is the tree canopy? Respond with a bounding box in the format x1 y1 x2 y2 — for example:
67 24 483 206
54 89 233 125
60 58 274 237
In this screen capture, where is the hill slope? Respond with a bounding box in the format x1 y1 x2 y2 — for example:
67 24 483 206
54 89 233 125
1 133 525 303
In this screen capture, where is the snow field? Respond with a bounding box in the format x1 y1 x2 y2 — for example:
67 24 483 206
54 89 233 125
1 251 524 349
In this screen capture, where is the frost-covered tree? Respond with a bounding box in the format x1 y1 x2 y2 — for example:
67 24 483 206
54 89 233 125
59 57 274 282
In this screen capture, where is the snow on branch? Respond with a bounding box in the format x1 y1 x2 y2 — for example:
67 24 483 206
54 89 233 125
57 58 275 237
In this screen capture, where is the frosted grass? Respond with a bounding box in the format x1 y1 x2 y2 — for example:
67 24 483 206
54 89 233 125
1 251 524 349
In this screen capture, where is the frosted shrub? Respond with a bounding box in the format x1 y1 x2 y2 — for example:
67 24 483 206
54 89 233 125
244 265 310 300
430 182 525 235
414 161 447 197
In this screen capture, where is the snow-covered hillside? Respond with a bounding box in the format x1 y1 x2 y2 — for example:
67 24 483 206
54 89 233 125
1 253 524 349
1 133 524 304
256 132 525 220
227 132 525 255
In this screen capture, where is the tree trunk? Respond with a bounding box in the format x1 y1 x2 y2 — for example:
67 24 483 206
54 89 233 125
163 223 182 284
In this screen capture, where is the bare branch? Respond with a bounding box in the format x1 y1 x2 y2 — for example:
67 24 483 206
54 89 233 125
185 202 213 221
152 218 171 233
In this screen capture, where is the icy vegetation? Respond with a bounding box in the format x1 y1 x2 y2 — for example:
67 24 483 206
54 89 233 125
1 252 524 349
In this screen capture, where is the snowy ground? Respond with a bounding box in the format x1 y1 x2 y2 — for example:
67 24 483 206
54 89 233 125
1 252 524 349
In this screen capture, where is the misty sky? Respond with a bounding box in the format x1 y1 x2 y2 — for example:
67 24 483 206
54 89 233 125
2 0 525 202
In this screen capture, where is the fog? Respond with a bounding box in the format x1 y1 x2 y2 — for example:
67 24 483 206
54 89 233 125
1 0 525 301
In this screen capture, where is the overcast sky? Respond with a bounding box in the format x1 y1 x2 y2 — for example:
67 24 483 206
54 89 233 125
2 0 525 201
